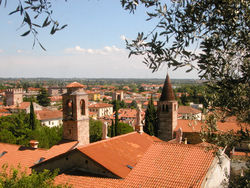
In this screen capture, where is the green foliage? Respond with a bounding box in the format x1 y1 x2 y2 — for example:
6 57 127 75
0 0 68 50
29 101 36 130
129 100 138 109
115 107 120 136
110 100 127 111
89 118 103 143
0 112 62 149
122 0 249 123
144 96 157 136
0 165 67 188
110 120 115 137
37 88 50 107
31 125 63 149
229 160 250 188
119 122 133 135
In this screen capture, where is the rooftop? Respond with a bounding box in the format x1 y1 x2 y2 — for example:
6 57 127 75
66 82 85 88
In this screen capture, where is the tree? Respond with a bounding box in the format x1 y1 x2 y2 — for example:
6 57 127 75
114 105 120 136
119 122 134 135
0 0 68 50
37 88 50 107
130 100 138 109
29 101 36 130
89 118 102 143
144 96 157 136
0 112 63 149
110 120 115 137
0 165 67 188
121 0 249 123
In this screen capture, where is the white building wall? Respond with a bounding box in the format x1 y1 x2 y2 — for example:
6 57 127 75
41 119 62 128
202 154 230 188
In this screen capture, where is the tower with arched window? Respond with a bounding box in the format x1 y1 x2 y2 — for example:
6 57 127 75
157 74 178 141
62 82 89 146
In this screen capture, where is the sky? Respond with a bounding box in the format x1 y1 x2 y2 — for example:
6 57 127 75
0 0 199 79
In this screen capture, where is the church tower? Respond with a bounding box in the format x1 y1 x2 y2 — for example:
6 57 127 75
157 74 178 141
62 82 89 146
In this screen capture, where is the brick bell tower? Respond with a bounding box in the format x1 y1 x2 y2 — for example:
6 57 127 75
157 74 178 141
62 82 89 146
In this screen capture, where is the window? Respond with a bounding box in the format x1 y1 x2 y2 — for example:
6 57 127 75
162 104 165 111
80 99 86 115
166 105 169 112
67 99 73 118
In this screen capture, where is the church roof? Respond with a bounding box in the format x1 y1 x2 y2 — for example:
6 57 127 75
77 132 160 178
66 82 84 88
120 142 214 188
54 142 215 188
160 74 175 101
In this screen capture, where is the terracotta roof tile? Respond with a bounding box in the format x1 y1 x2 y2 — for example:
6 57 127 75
176 119 247 133
0 141 78 174
77 132 160 178
35 110 62 121
120 142 214 188
178 106 201 114
89 103 113 108
66 82 84 88
55 174 120 188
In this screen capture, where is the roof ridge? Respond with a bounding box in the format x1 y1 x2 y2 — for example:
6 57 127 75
77 132 138 149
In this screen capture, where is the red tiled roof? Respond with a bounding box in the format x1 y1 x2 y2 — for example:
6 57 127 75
0 141 78 174
35 110 62 121
6 102 30 110
0 143 47 174
66 82 84 88
0 108 9 113
160 74 175 101
176 119 247 133
55 174 120 188
49 96 62 102
89 103 113 108
120 142 214 188
77 132 160 178
178 106 201 114
0 113 11 117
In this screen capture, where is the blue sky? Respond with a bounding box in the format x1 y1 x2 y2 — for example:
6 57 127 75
0 0 198 79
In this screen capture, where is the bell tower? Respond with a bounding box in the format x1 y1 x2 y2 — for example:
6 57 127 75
157 74 178 141
62 82 89 146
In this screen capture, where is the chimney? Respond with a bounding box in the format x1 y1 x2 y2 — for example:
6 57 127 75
175 128 183 143
184 138 188 144
102 122 109 140
29 140 39 149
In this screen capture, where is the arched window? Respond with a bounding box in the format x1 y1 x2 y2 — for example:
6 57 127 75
80 99 86 115
67 99 73 118
166 105 169 112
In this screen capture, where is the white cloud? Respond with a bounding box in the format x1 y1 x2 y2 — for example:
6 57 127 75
17 49 23 53
0 49 3 53
64 45 125 55
120 35 126 41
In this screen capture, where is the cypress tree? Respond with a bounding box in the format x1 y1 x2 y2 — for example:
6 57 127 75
115 108 119 136
114 101 120 136
29 101 36 130
144 96 157 136
111 120 115 137
37 88 50 107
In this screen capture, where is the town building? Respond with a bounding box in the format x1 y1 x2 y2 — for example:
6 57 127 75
89 103 113 118
5 88 23 106
35 110 63 127
0 81 232 187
